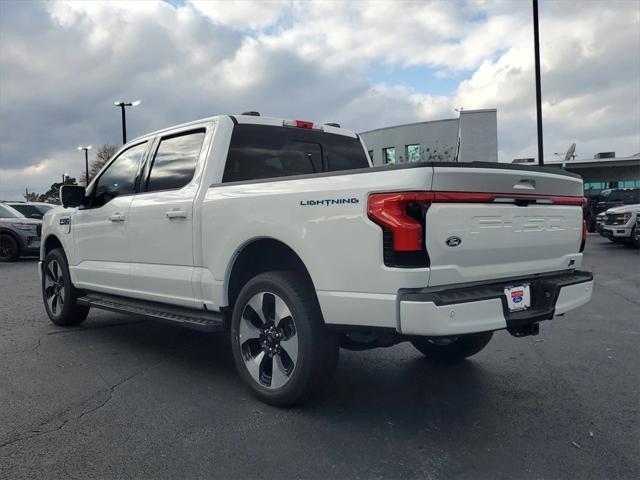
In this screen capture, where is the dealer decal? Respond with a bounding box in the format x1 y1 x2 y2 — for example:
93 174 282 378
511 289 524 304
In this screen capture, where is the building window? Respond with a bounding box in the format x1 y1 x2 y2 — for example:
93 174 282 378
368 150 374 163
383 147 396 164
405 144 420 163
620 180 640 188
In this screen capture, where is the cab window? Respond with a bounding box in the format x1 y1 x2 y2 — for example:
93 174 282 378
93 142 147 207
146 130 205 192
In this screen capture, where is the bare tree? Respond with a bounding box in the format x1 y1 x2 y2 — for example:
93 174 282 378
23 189 40 202
80 144 118 185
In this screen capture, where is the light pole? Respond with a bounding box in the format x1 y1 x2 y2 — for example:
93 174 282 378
61 173 68 184
114 100 141 144
532 0 544 166
77 145 92 185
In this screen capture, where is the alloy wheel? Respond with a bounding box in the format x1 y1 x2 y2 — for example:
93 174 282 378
44 259 65 316
239 291 298 389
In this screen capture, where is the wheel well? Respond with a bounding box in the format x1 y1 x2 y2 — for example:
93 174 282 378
0 228 20 246
227 238 315 309
43 235 63 256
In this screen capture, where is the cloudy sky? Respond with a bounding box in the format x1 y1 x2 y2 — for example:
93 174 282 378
1 0 639 199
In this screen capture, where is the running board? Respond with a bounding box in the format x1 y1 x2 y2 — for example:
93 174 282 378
77 292 225 332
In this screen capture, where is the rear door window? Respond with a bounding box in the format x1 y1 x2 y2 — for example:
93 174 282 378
222 124 368 183
146 130 205 192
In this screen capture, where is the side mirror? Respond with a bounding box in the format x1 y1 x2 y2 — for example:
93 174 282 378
30 213 43 219
60 185 86 208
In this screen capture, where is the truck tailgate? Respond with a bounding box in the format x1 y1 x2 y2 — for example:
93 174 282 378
426 164 584 287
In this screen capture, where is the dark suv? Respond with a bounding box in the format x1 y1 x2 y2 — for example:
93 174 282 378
0 203 42 261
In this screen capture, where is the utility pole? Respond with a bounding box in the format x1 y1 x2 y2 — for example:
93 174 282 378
533 0 544 166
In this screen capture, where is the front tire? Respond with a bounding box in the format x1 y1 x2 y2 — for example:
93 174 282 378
411 331 493 364
230 271 339 406
42 248 89 326
0 232 20 262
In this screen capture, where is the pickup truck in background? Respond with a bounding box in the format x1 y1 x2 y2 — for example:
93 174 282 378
586 188 640 232
599 203 640 246
40 113 593 406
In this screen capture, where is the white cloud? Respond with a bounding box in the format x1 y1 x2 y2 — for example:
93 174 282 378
189 0 290 30
0 0 638 199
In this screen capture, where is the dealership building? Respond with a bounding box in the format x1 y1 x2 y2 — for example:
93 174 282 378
360 109 498 166
526 153 640 194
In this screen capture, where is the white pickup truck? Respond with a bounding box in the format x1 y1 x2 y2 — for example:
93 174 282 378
41 113 593 405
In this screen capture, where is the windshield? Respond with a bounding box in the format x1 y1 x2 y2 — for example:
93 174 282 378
608 189 640 203
0 203 23 218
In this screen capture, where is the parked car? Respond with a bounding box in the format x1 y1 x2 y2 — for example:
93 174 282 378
40 113 593 406
0 202 42 262
586 188 640 232
600 203 640 245
6 201 56 219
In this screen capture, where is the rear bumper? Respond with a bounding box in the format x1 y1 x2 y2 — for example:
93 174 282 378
398 270 593 336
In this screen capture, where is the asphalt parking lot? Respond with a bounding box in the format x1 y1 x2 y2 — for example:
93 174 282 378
1 234 638 479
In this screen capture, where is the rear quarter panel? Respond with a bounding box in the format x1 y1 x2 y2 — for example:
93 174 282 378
200 167 434 307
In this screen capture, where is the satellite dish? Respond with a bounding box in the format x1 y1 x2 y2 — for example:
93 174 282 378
564 143 576 161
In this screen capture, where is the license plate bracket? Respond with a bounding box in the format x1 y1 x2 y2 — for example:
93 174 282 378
504 284 531 312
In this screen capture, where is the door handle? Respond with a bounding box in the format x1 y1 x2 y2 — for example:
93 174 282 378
166 209 187 219
109 213 125 222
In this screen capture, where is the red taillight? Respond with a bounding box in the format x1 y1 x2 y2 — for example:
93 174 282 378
368 192 434 251
432 192 586 206
580 219 587 252
368 191 588 254
283 119 315 129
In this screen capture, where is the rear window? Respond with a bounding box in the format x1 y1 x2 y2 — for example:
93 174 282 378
8 204 41 218
222 124 369 183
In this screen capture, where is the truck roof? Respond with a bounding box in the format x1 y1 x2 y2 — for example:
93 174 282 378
127 114 357 145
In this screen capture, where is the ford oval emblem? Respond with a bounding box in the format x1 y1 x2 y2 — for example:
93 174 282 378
446 236 462 247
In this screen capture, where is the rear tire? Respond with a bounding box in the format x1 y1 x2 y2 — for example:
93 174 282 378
42 248 89 326
411 331 493 364
0 233 20 262
230 271 339 407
